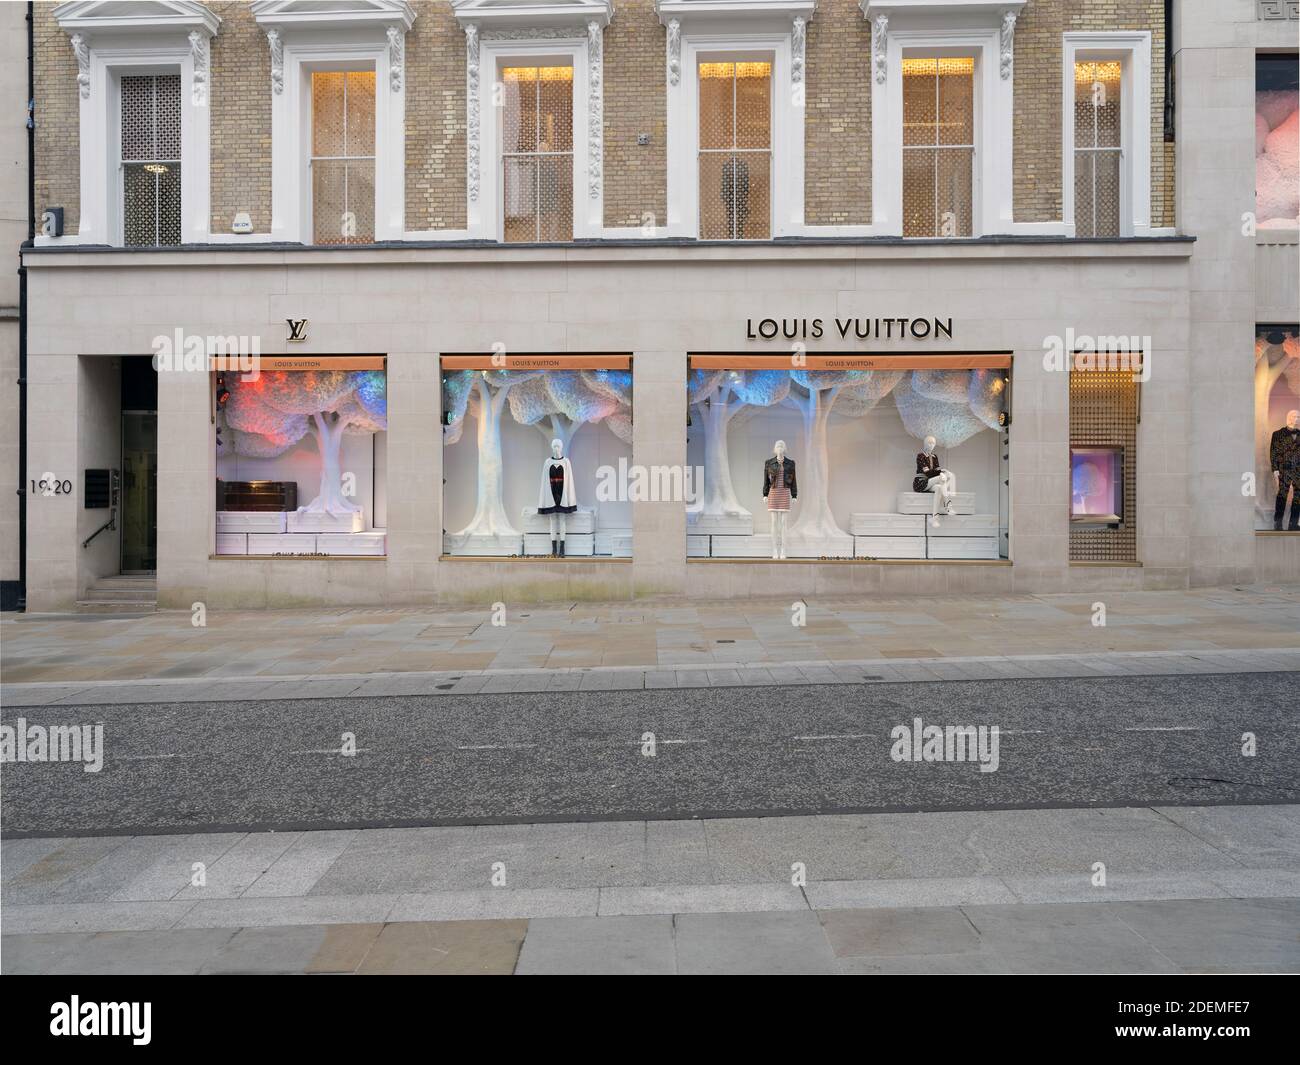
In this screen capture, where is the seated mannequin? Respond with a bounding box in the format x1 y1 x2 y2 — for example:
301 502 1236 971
538 438 577 556
913 435 957 526
762 439 797 559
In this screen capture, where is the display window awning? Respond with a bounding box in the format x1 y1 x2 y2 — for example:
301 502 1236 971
441 354 632 370
208 356 386 372
688 353 1012 370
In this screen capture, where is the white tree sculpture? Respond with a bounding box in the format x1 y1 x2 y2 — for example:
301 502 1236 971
223 370 387 515
688 368 790 518
509 370 618 453
1254 332 1300 520
785 369 903 539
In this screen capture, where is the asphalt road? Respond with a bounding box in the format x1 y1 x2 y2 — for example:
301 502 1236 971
2 672 1296 836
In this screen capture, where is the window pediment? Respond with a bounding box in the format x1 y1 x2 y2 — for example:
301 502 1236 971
451 0 615 32
656 0 816 26
52 0 220 37
250 0 416 33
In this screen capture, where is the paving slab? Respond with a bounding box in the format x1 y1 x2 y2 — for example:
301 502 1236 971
674 910 839 975
819 906 987 958
597 883 806 916
805 876 1018 910
515 915 676 975
387 888 599 921
356 919 526 975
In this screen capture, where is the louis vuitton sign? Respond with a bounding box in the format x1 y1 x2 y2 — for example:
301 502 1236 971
745 317 954 341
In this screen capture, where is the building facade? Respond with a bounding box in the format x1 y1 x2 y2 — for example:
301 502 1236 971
13 0 1300 611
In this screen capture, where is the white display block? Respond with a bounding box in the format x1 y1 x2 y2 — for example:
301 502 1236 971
710 534 773 557
927 536 1000 559
897 491 975 515
854 535 926 559
520 506 595 534
850 512 926 536
288 511 365 533
686 512 755 536
216 511 286 533
215 532 248 555
687 534 711 557
443 533 525 556
709 533 855 559
927 513 999 537
594 530 633 557
317 532 387 555
248 533 319 554
524 533 594 556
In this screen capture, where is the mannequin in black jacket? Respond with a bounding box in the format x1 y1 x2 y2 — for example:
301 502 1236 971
914 434 957 526
1271 409 1300 531
762 441 797 559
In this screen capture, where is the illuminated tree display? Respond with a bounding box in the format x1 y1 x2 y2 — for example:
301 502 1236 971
688 368 790 519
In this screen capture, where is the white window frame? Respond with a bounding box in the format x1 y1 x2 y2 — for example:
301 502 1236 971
255 1 411 244
659 2 811 239
473 39 594 241
1062 32 1152 239
116 70 186 246
49 2 216 246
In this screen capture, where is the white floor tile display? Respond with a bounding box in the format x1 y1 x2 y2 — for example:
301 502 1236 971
687 534 711 558
897 491 975 515
927 536 1000 559
926 514 999 537
247 533 319 554
317 532 387 555
442 533 525 556
854 535 926 559
850 512 926 536
215 511 286 533
524 533 594 557
594 530 633 557
686 513 755 536
287 511 365 533
709 533 855 558
215 533 247 554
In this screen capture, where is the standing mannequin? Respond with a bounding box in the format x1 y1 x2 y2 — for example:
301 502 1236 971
762 440 797 559
914 435 957 526
538 438 577 556
1271 409 1300 531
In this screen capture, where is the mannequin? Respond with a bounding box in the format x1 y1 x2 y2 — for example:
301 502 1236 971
762 440 797 559
1271 409 1300 531
538 438 577 555
914 435 957 526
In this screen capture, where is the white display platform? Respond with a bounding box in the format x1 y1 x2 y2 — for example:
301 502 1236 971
710 533 855 559
317 532 386 555
524 532 594 556
854 535 926 559
897 491 975 515
216 533 248 554
443 532 524 556
520 506 595 534
687 534 711 557
850 512 926 536
288 511 365 533
686 513 755 536
248 533 318 554
927 536 1000 560
216 511 286 533
594 530 633 557
926 513 999 537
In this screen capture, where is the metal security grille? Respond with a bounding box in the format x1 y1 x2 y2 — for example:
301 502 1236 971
502 66 574 243
120 74 181 246
1074 61 1123 238
698 61 771 240
1069 367 1139 562
901 57 974 238
311 71 376 245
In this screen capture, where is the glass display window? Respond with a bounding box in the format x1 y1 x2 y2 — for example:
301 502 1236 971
1070 446 1124 524
1256 55 1298 231
686 356 1010 561
1255 326 1300 532
213 357 388 556
441 356 633 558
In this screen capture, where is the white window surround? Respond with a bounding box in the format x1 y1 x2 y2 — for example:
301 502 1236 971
656 0 814 240
45 1 218 247
863 0 1023 238
452 1 613 242
253 1 414 244
1062 32 1152 239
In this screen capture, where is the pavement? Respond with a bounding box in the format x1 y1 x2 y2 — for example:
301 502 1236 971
4 805 1298 974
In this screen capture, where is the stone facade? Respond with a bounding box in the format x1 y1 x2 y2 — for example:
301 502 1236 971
602 0 666 229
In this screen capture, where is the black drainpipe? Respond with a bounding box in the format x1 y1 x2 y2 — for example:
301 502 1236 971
14 1 33 611
1163 0 1175 142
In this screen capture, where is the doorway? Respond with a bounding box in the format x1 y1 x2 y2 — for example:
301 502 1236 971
120 357 157 574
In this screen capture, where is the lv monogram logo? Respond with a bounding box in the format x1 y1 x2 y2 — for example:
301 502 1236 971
286 318 309 342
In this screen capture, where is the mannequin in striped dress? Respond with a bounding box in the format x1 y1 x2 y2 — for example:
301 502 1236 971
762 440 797 559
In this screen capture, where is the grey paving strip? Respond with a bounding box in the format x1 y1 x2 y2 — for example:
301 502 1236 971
4 647 1297 706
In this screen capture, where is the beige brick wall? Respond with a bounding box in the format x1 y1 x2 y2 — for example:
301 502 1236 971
603 0 666 229
405 0 466 232
34 2 79 235
1014 0 1172 227
210 1 271 234
804 0 873 226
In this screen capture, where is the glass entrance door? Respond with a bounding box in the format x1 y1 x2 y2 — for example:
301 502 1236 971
121 411 157 573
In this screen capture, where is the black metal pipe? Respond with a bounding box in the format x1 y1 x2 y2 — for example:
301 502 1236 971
14 1 33 610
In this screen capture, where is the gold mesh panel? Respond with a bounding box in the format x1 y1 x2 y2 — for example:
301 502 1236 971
1074 61 1122 238
501 65 573 243
311 71 376 244
1069 366 1140 562
902 57 974 237
698 61 772 240
120 74 181 246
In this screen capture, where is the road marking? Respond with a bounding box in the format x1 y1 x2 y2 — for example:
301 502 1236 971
117 753 180 760
1124 726 1205 732
456 743 535 751
792 733 875 741
290 748 372 755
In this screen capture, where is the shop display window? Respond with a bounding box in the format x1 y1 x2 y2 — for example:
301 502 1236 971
1256 55 1298 231
1255 326 1300 532
685 358 1010 560
441 358 633 557
1070 446 1124 524
213 358 388 556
